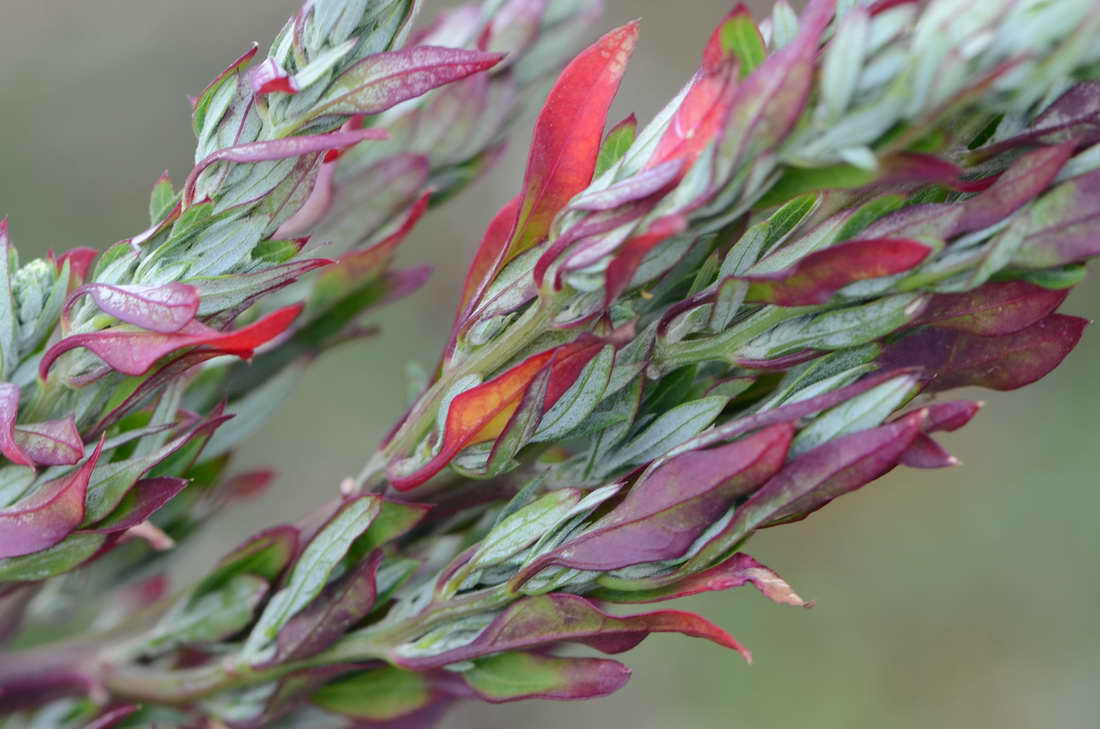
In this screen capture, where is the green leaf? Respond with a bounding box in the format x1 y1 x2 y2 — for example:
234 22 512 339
595 117 637 178
0 533 105 582
609 396 729 469
251 239 300 264
532 346 615 442
791 374 919 456
192 526 298 599
142 574 268 654
243 496 380 663
720 10 767 78
149 174 178 226
311 667 432 721
833 194 906 243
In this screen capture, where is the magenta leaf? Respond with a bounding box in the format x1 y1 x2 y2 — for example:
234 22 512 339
603 216 689 306
40 303 303 378
522 424 794 577
393 593 749 670
308 46 505 121
893 400 983 469
743 238 931 306
12 417 84 466
879 314 1088 392
918 280 1069 336
66 282 200 333
183 129 388 204
0 439 104 559
0 384 33 468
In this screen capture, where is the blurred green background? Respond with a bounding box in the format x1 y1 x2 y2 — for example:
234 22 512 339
2 1 1098 727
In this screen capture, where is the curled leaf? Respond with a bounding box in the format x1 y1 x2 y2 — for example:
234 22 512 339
66 282 199 333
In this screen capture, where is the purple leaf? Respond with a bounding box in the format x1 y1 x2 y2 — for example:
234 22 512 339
954 144 1074 237
183 129 388 204
979 82 1100 154
80 477 188 534
66 282 199 333
308 46 505 121
722 416 924 534
1015 168 1100 268
593 552 810 607
918 280 1069 336
743 238 931 306
0 384 34 468
521 424 794 576
878 314 1088 392
461 651 631 703
13 416 84 466
392 593 750 670
0 439 104 559
893 400 982 469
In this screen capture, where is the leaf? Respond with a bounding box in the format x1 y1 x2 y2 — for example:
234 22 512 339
392 593 750 670
953 144 1074 236
532 345 615 442
595 114 638 178
244 495 380 663
511 21 637 284
391 339 604 491
918 280 1069 336
81 706 140 729
878 314 1088 392
40 304 303 378
307 46 504 121
148 171 177 226
183 129 389 204
0 384 34 468
143 573 268 653
274 550 382 663
569 160 684 212
732 416 924 532
463 652 632 702
790 374 919 456
608 395 729 469
453 195 524 328
523 424 793 576
311 666 439 722
743 238 931 306
716 5 767 78
12 417 84 466
192 525 299 599
0 439 103 559
593 552 809 606
0 532 105 583
468 489 584 572
189 258 331 315
0 221 19 382
66 282 199 333
717 0 834 175
604 216 689 306
81 477 188 534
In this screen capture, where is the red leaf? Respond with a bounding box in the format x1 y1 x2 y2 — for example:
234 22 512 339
250 58 299 96
603 216 689 306
391 339 605 491
0 438 104 559
452 194 523 329
743 238 931 306
40 304 304 379
81 477 188 534
505 21 638 286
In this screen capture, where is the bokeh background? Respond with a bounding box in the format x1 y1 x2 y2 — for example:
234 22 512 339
2 1 1098 727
